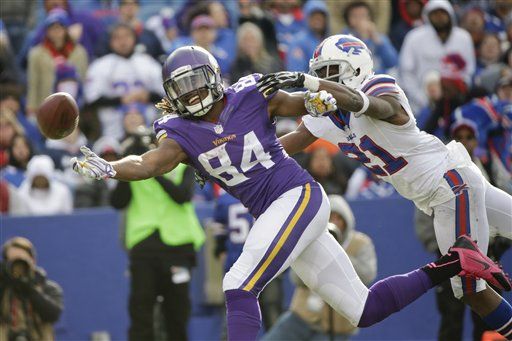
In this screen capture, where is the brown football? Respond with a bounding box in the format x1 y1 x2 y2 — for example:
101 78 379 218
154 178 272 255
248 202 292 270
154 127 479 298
37 92 79 139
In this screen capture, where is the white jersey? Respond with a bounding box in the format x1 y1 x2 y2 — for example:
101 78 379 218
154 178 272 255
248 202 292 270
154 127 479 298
303 74 473 214
84 53 164 139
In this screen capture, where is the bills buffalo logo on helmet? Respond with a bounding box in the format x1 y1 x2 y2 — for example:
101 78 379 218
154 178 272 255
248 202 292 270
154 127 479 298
313 42 325 58
335 36 366 55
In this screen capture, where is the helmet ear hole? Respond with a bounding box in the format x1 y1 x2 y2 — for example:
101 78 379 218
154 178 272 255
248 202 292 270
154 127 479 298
355 68 361 77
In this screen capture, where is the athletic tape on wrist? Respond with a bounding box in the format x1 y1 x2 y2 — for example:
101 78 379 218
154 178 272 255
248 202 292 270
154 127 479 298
303 74 320 92
354 90 370 117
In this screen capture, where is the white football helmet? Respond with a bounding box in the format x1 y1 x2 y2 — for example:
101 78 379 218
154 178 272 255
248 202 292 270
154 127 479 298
309 34 374 89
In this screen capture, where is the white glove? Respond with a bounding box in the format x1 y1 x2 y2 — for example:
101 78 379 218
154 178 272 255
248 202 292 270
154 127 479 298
304 90 337 117
71 146 117 180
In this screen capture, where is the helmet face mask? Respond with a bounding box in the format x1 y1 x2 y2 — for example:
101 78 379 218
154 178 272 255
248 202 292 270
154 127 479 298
310 61 358 85
309 35 374 89
162 46 223 118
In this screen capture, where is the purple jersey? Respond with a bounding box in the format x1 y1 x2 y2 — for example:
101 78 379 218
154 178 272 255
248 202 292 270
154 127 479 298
154 74 313 217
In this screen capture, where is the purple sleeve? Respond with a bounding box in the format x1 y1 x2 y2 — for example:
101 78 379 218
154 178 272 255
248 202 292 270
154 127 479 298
153 114 179 142
229 73 277 102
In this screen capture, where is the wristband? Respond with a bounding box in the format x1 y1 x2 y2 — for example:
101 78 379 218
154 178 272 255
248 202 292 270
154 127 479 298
303 74 320 92
353 90 370 117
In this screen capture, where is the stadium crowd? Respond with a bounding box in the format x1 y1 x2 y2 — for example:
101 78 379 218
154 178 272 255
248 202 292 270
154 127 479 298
0 0 511 340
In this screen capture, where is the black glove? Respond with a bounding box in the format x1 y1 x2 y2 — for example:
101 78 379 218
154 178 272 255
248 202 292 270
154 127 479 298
256 72 305 98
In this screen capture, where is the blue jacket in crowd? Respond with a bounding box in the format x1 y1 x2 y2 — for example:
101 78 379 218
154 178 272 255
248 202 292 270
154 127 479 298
286 0 330 72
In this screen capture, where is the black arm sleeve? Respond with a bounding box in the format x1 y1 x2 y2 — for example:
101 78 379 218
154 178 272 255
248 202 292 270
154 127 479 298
154 166 195 204
28 280 63 323
110 181 132 209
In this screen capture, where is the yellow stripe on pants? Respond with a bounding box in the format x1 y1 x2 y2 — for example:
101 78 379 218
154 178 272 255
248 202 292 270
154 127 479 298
243 183 311 292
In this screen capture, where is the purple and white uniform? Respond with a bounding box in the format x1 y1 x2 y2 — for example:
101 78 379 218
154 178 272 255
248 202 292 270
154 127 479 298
154 74 339 301
155 74 312 217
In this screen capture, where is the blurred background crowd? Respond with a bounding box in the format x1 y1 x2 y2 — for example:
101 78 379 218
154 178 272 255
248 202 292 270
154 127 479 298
0 0 511 340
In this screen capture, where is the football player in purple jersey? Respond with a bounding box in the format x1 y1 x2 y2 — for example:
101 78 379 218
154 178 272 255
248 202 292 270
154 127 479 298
72 46 511 340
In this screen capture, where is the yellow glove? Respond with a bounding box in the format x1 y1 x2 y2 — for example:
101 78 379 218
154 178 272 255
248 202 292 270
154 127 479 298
304 90 337 117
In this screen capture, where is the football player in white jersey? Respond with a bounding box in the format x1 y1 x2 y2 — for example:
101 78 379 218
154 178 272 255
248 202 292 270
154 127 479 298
257 34 512 339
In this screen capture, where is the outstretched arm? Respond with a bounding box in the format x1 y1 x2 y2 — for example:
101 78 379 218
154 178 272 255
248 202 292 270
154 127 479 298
111 138 187 181
267 90 308 118
257 72 409 125
279 122 318 155
72 138 188 181
314 80 408 124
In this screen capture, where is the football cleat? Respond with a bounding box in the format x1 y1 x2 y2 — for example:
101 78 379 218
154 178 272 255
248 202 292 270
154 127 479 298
449 235 512 291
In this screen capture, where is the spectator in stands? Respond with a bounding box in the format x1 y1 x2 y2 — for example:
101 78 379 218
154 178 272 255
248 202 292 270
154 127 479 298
452 76 512 194
199 1 237 64
423 54 471 140
268 0 305 60
121 103 149 138
489 0 512 38
505 16 512 45
230 22 282 83
286 0 329 72
0 237 63 340
0 80 44 151
1 1 37 55
306 147 346 195
53 62 84 107
0 110 24 169
390 0 426 51
45 127 87 182
2 135 33 188
399 0 475 113
497 73 512 101
477 46 512 93
84 23 163 140
264 196 376 341
475 33 503 80
189 15 232 76
327 0 391 37
275 119 307 166
342 1 398 74
0 20 23 87
145 8 182 54
74 136 120 208
108 0 164 61
18 0 103 68
460 7 487 48
26 9 88 117
18 155 73 215
110 131 205 341
238 0 279 57
417 71 443 130
450 120 488 176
